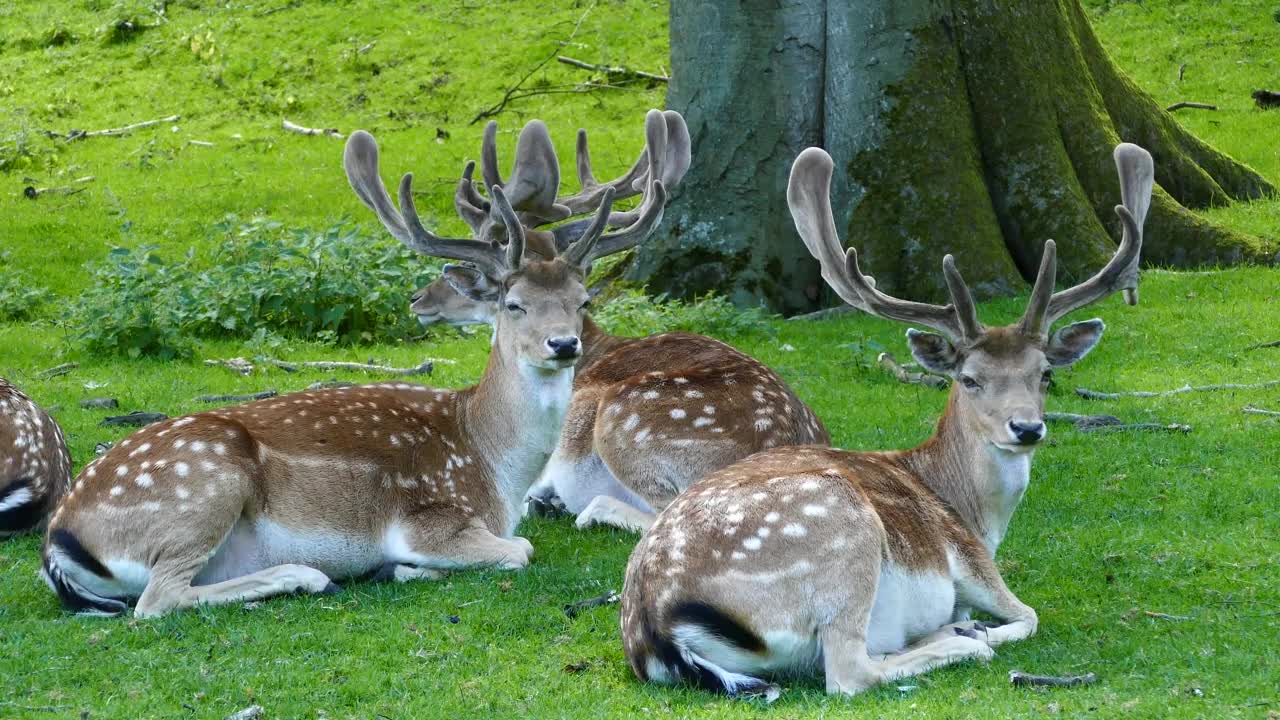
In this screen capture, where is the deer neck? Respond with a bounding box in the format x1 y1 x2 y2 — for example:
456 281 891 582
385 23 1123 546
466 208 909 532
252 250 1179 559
902 389 1033 555
576 315 627 372
459 339 575 531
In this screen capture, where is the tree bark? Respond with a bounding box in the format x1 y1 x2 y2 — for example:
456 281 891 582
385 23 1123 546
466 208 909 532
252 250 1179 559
633 0 1276 313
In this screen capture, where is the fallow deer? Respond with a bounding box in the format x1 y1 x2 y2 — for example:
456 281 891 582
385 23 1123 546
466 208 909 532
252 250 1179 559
1 378 71 537
40 122 666 617
620 142 1153 698
411 111 829 533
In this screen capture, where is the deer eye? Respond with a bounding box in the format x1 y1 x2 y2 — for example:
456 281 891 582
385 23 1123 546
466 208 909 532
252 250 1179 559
505 301 525 314
959 375 981 391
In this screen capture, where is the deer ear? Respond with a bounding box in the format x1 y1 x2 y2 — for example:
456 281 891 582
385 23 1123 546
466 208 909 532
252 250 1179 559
1045 319 1105 367
906 329 961 374
441 263 500 303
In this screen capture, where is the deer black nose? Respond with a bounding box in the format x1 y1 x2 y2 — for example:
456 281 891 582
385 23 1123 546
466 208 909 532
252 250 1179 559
546 336 580 358
1008 420 1046 445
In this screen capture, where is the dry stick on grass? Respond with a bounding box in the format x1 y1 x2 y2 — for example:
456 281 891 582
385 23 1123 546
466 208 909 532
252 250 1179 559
23 185 86 199
36 362 78 379
306 380 357 391
563 590 620 619
268 358 440 375
1166 101 1217 111
1076 379 1280 400
556 55 669 82
62 114 181 141
1044 412 1122 429
188 140 215 147
1084 422 1192 434
470 3 595 124
1009 671 1097 688
1144 610 1193 621
195 390 278 404
1243 405 1280 417
1244 339 1280 351
282 119 343 138
878 352 949 390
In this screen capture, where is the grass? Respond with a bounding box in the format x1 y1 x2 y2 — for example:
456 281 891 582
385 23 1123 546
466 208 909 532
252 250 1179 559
0 0 1278 718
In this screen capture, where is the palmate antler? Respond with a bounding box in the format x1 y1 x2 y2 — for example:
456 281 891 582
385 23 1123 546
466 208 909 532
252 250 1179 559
787 142 1154 343
343 130 617 276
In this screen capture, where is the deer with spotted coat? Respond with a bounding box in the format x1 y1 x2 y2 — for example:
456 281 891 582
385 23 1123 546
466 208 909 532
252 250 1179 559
1 378 72 537
620 142 1154 698
39 120 667 617
412 111 829 534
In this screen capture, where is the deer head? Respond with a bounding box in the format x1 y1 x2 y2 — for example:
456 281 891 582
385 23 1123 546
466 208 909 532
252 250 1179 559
345 121 668 369
410 110 690 328
788 143 1153 453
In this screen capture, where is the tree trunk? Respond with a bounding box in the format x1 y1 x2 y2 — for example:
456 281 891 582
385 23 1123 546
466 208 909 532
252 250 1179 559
632 0 1276 313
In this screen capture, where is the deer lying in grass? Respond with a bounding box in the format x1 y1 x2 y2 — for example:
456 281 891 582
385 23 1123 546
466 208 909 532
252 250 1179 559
40 122 666 617
409 112 828 533
620 142 1153 698
1 378 71 537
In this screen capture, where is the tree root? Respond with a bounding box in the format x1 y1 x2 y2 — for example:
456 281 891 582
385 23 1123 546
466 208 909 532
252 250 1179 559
1076 380 1280 399
1009 671 1097 688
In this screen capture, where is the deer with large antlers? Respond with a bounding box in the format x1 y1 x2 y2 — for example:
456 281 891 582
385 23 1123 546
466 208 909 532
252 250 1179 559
411 111 828 533
620 142 1153 698
1 378 71 537
40 121 665 617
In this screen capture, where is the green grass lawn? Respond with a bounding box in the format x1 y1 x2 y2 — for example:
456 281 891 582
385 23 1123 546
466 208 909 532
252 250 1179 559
2 0 1279 718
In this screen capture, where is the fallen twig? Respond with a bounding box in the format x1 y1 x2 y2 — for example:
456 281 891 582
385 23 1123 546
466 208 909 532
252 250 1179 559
282 119 343 138
79 397 119 410
306 380 357 391
62 114 180 141
195 390 277 404
1044 412 1122 429
563 590 619 619
556 55 669 83
187 139 215 147
1243 405 1280 417
1144 610 1193 621
1165 101 1217 112
1076 379 1280 400
1009 671 1097 688
205 358 255 376
471 4 595 124
878 353 949 390
269 358 436 375
23 184 86 199
37 362 78 379
1244 339 1280 351
100 411 168 427
788 305 855 322
1082 422 1192 434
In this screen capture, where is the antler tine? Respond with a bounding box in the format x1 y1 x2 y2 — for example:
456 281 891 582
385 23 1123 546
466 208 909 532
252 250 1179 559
502 119 572 226
1043 142 1154 325
1016 240 1058 337
556 110 668 215
786 148 869 312
489 185 525 270
582 182 667 265
563 187 616 268
942 255 984 339
343 131 505 276
481 121 504 193
659 110 692 190
842 247 978 343
453 161 488 234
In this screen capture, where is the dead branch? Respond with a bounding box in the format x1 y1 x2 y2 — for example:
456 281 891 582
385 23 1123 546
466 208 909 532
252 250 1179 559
1244 339 1280 351
1044 412 1122 429
563 590 619 619
1243 405 1280 417
306 380 357 391
1009 671 1097 688
268 358 436 375
788 305 856 322
1082 422 1192 434
470 4 595 124
282 119 343 138
556 55 669 82
23 185 85 199
1076 379 1280 400
62 114 180 141
79 397 119 409
878 352 949 390
224 706 265 720
187 140 215 147
37 362 78 379
1252 89 1280 109
1165 101 1217 112
100 411 168 427
1144 610 1193 621
204 358 255 376
195 390 278 404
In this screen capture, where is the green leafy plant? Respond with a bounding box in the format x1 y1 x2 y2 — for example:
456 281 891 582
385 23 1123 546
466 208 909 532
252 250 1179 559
0 264 53 322
593 287 778 339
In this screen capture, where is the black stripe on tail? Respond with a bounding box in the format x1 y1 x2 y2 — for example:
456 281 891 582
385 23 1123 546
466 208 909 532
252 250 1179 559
640 601 778 700
43 529 128 616
0 478 43 534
